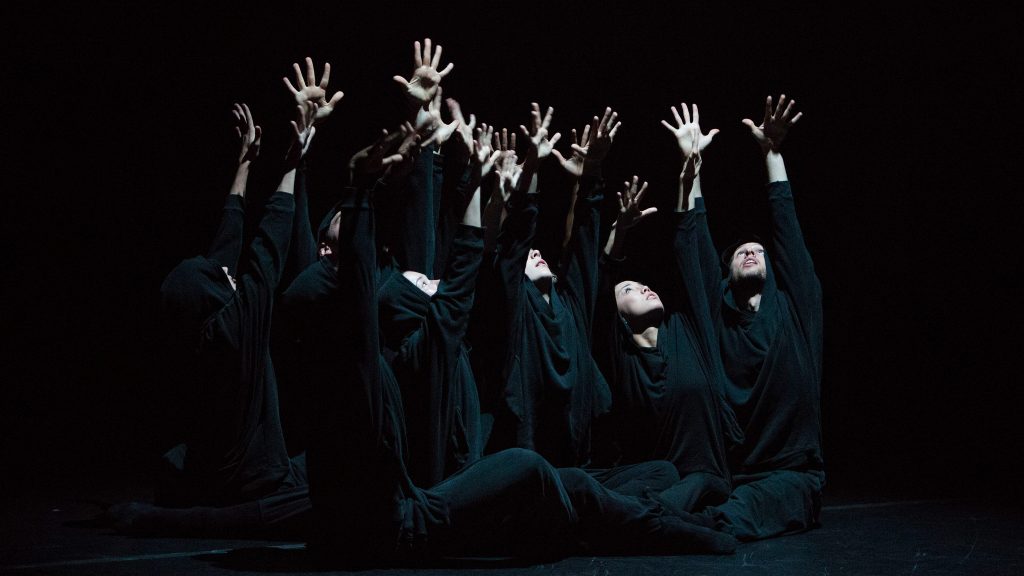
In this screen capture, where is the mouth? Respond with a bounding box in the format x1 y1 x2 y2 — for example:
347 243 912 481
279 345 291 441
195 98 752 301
743 259 757 267
536 259 547 268
646 292 659 301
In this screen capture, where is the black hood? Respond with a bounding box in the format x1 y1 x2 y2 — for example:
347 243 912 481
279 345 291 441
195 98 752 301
378 271 431 353
159 256 234 347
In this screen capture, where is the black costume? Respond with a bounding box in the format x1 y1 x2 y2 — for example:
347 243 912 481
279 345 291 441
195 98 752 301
597 200 740 513
306 185 735 566
702 180 825 540
378 223 484 487
488 177 612 467
157 191 303 507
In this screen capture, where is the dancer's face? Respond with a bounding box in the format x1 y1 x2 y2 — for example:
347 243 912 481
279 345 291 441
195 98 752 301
403 270 439 296
524 249 554 283
729 242 767 285
614 280 663 318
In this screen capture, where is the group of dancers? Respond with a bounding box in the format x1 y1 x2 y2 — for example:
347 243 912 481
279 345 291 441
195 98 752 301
112 38 824 567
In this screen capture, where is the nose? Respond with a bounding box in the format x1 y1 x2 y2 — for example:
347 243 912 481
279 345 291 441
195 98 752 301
530 250 540 259
641 285 649 293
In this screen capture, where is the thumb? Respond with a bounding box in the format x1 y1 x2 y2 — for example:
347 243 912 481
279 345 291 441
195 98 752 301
392 75 409 87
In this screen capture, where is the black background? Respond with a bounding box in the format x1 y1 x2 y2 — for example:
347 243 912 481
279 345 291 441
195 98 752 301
5 3 1020 500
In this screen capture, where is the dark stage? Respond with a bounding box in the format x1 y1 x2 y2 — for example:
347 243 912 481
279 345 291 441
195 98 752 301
5 3 1022 574
3 466 1023 575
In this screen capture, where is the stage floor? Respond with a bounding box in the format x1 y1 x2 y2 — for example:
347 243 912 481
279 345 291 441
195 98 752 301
3 466 1022 575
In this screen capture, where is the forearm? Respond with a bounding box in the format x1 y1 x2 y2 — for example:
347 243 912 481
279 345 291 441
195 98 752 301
765 150 788 183
604 225 627 261
675 156 701 212
229 161 251 197
277 168 297 195
462 186 482 228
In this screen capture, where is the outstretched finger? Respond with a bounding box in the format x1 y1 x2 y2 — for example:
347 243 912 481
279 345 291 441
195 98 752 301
423 38 433 66
681 102 691 124
763 95 773 125
671 106 683 128
598 107 612 132
293 63 306 89
541 106 554 131
608 121 621 140
781 99 796 122
413 40 423 68
692 103 700 125
304 57 316 88
580 123 592 147
431 44 443 68
320 62 331 88
634 181 650 205
775 94 787 121
790 111 803 124
548 132 562 147
283 76 299 95
438 62 454 78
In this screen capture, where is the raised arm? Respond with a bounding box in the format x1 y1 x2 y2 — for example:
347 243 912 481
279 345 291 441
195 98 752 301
743 95 821 336
603 176 657 261
240 102 316 292
281 57 345 286
393 38 454 119
556 107 621 328
207 103 260 276
661 102 722 311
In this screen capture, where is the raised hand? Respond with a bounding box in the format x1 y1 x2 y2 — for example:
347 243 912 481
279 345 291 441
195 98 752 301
472 123 500 178
661 102 718 160
393 38 454 108
496 149 522 201
518 103 559 158
349 122 414 180
419 87 460 148
446 97 477 157
232 102 261 164
742 94 802 153
287 102 318 165
615 176 658 231
283 57 344 126
552 107 620 176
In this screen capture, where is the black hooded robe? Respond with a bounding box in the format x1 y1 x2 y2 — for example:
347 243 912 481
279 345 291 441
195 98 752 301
702 180 825 541
597 201 740 513
489 177 612 468
307 186 736 565
157 191 302 507
379 224 485 488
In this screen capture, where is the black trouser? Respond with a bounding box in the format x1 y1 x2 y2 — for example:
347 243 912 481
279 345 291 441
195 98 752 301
701 469 825 541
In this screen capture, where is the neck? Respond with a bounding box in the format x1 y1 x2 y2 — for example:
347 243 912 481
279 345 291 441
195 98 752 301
731 283 762 312
631 326 659 348
533 276 553 301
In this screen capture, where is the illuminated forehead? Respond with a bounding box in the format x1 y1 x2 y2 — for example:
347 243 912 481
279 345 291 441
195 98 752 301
402 270 428 283
614 280 640 295
732 242 765 258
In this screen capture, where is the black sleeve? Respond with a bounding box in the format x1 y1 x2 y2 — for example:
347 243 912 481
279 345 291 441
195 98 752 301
560 176 604 336
767 181 823 349
430 225 485 344
593 253 627 386
239 192 294 295
673 208 718 354
494 192 538 309
394 145 439 275
435 154 474 273
280 162 317 292
692 197 725 323
332 186 384 446
206 194 246 276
